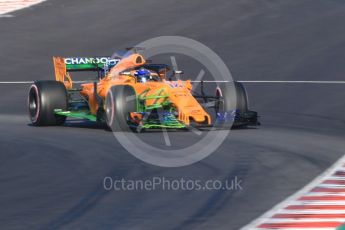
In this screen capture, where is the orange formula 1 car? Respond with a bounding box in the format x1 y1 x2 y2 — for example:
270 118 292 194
27 53 259 131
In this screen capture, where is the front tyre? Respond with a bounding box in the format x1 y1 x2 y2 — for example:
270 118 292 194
215 82 248 114
28 80 67 126
215 82 259 128
105 85 137 132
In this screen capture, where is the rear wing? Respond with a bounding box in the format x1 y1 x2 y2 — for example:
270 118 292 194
53 57 120 89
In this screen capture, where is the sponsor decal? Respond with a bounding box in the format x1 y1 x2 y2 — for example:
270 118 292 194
64 57 120 66
167 81 183 88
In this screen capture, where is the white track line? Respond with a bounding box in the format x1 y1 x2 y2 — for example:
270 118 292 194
317 184 345 188
301 192 345 196
276 210 345 214
0 81 33 84
190 80 345 83
240 154 345 230
327 177 345 180
289 200 345 205
2 80 345 84
239 80 345 84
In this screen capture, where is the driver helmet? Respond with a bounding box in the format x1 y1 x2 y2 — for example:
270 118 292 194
135 68 151 83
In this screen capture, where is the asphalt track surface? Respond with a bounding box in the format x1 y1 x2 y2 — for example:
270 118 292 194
1 0 345 229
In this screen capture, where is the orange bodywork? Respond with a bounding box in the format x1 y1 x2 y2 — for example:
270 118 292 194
53 54 211 126
53 57 73 89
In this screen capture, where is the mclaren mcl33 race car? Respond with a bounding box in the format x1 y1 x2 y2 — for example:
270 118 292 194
27 53 259 132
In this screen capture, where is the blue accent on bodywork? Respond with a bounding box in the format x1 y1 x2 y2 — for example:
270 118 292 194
216 110 237 123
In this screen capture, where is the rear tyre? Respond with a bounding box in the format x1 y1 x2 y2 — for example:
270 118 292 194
28 80 67 126
105 85 137 132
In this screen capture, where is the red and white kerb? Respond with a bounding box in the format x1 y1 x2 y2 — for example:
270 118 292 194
0 0 46 15
242 158 345 230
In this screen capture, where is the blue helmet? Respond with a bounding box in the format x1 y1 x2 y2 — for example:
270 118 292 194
135 68 151 82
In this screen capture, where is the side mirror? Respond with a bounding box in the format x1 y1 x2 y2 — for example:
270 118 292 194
173 70 184 75
120 71 132 76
